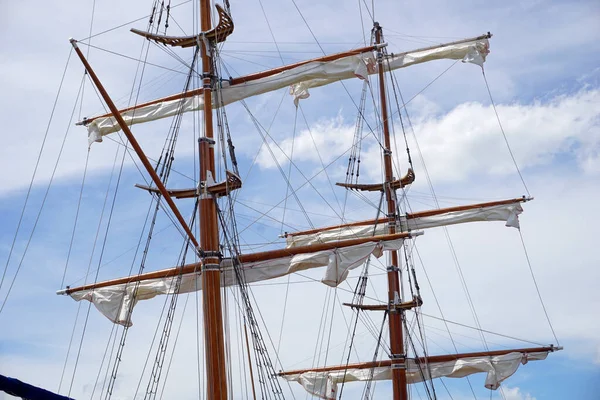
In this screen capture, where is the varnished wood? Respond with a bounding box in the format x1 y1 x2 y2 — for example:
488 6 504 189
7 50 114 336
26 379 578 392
135 170 242 199
336 168 414 191
237 231 414 264
343 295 422 311
69 40 199 250
278 346 557 376
135 184 197 199
196 1 227 399
374 23 408 400
78 33 492 128
205 170 242 196
286 197 530 238
78 87 205 126
59 231 417 295
228 45 379 85
130 4 233 47
78 45 378 126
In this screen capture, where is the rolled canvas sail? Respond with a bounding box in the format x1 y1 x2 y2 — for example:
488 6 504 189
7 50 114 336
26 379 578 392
70 238 404 326
282 351 549 399
286 201 522 248
86 38 489 143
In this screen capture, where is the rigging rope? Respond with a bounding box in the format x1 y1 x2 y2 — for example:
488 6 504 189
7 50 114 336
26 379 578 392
213 32 288 396
338 260 371 398
106 46 199 400
395 75 485 400
361 313 388 400
346 81 369 185
482 70 531 197
517 229 560 345
57 151 91 393
67 140 124 398
0 72 83 315
215 204 287 399
0 48 72 300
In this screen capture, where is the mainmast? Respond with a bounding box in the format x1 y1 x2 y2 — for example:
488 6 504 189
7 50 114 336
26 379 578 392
198 0 227 398
374 22 409 400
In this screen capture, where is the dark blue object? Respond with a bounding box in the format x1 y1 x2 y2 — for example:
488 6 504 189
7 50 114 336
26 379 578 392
0 374 74 400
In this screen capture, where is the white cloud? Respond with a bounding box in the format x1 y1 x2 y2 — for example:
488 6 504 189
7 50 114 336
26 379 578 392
255 88 600 189
412 89 600 180
502 386 536 400
255 113 354 169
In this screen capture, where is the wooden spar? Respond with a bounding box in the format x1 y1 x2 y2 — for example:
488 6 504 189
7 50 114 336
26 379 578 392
277 346 559 376
198 2 227 399
77 45 379 126
58 231 418 295
77 87 204 126
59 232 417 294
130 4 234 47
343 295 422 311
286 196 531 238
336 168 415 191
227 45 380 85
77 32 491 127
68 40 199 250
238 232 416 263
374 23 408 400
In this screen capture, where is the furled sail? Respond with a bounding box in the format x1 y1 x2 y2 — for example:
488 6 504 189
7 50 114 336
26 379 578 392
282 351 550 399
286 198 527 248
83 35 490 144
62 237 408 326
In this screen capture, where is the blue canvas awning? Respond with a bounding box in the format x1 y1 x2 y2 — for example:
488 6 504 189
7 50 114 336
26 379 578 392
0 374 74 400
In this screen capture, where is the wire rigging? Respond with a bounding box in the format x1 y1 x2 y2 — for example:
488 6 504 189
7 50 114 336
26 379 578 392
482 70 530 197
0 48 73 300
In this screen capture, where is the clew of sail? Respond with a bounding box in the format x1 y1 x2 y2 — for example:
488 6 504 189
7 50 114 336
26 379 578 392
61 237 413 326
282 351 551 399
286 197 527 248
83 35 490 144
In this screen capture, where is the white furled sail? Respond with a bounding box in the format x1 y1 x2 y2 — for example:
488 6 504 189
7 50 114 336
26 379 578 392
283 351 549 399
286 200 523 248
66 238 405 326
85 36 489 144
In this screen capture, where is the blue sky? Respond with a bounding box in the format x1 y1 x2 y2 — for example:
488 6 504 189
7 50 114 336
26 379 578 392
1 0 599 399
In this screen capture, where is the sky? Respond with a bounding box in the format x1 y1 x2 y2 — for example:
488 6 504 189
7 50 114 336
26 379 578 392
0 0 599 399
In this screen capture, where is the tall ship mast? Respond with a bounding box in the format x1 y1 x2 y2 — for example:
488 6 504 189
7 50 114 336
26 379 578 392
0 0 566 399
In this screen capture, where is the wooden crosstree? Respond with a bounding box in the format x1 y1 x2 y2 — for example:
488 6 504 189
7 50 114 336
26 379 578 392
131 4 234 47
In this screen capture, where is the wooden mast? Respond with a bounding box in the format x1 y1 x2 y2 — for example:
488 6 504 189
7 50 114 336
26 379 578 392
198 1 227 399
374 22 408 400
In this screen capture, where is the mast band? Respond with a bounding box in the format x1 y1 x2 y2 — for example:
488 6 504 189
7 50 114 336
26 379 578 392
391 362 406 370
199 250 222 258
202 263 220 271
198 137 216 145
